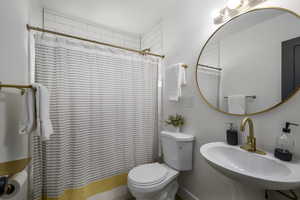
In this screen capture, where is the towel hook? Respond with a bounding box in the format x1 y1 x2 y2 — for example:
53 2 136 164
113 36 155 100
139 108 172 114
181 64 188 68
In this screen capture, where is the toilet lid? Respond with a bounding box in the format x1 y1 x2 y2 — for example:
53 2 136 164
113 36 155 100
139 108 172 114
128 163 168 186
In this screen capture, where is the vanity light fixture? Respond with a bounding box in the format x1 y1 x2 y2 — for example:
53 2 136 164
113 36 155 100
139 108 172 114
213 0 267 24
227 0 243 10
212 9 221 19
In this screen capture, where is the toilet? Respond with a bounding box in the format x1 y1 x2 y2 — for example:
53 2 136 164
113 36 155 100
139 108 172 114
128 131 195 200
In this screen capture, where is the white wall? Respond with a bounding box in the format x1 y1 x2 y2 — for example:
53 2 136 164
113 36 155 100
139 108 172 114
29 0 43 27
141 23 164 54
0 0 42 165
0 1 32 199
0 0 31 164
162 0 300 200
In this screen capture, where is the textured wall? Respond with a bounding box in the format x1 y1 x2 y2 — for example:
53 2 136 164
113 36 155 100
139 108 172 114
43 9 140 50
141 23 164 54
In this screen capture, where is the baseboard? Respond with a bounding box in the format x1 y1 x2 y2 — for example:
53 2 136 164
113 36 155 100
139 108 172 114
177 187 200 200
128 187 199 200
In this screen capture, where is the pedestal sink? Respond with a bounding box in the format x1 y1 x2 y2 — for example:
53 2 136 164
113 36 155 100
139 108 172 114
200 142 300 190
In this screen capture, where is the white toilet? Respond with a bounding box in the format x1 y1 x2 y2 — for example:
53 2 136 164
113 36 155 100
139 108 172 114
128 131 194 200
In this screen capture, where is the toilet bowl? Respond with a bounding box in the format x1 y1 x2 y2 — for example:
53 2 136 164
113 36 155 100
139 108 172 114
128 131 194 200
128 163 179 200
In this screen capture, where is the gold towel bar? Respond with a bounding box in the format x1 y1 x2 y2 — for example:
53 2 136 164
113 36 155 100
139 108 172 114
0 82 34 95
224 95 256 99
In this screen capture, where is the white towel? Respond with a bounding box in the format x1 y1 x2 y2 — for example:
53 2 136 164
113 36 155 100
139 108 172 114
166 63 187 102
19 89 36 135
32 83 53 141
228 95 246 114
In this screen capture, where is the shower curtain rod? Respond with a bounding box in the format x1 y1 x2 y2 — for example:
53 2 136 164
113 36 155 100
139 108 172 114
26 25 165 59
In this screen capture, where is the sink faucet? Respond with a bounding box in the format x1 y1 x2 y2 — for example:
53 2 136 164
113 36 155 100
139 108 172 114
240 117 266 155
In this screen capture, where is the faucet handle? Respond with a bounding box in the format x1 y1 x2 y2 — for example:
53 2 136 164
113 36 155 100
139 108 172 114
283 122 299 133
289 122 299 126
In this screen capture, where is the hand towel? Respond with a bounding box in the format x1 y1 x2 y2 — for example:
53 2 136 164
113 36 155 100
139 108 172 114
179 64 187 87
228 95 246 114
19 89 36 134
166 63 187 102
32 83 53 141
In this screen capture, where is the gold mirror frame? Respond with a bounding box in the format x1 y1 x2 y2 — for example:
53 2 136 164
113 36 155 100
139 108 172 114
196 7 300 116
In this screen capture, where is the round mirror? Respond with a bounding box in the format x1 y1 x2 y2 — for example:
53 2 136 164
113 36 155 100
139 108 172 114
196 8 300 116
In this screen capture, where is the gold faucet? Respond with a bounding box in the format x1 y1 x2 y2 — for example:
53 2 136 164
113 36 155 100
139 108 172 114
240 117 266 155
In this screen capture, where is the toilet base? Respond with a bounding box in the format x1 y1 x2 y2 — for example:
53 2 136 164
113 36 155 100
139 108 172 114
134 180 178 200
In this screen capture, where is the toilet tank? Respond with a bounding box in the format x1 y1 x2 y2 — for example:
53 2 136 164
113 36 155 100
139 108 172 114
161 131 194 171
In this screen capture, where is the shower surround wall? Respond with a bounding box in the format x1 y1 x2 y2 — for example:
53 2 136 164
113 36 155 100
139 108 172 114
43 9 141 49
42 9 164 57
141 23 164 55
162 0 300 200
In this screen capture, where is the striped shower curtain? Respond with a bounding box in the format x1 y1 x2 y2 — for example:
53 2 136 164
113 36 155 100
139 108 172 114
30 34 159 200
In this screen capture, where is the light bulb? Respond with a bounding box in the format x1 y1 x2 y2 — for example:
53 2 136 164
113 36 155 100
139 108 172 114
212 9 224 24
212 9 221 19
227 0 243 10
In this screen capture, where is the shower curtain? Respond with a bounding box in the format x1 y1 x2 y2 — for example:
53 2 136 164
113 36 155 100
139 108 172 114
30 33 160 200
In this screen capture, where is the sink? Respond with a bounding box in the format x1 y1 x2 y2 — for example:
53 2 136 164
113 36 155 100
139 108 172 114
200 142 300 190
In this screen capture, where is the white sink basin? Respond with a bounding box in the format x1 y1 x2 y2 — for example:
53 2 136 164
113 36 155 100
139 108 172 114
200 142 300 190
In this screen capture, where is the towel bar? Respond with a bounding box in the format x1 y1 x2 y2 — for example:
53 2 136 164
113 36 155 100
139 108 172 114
224 95 256 99
0 81 34 95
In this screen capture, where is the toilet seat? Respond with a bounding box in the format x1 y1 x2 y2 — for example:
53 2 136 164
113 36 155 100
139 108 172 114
128 163 169 186
128 163 179 198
